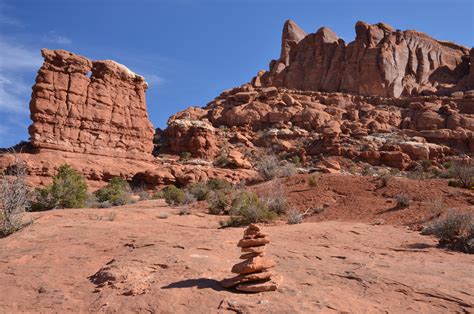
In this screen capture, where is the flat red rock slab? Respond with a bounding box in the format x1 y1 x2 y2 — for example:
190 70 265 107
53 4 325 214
235 275 282 293
237 237 269 248
239 252 264 259
231 256 276 274
241 246 265 254
220 271 274 288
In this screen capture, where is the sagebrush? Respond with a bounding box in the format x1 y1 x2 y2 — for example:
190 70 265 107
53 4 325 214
0 154 30 236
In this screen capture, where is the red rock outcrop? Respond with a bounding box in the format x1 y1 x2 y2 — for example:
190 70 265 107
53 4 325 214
161 21 473 170
259 20 471 98
28 49 155 160
163 83 474 169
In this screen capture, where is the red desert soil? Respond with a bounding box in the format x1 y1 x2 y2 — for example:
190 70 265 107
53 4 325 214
1 183 473 313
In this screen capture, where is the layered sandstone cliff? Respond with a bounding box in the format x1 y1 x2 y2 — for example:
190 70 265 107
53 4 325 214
257 20 471 98
162 21 474 170
28 49 155 160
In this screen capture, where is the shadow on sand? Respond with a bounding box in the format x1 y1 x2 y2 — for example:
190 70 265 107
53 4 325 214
161 278 223 291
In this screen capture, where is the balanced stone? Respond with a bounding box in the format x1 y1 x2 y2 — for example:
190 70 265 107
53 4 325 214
221 224 281 293
231 256 276 274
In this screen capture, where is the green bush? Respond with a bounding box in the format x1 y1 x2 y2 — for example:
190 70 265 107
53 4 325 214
291 156 301 166
207 190 229 215
187 182 210 201
162 185 185 206
95 177 131 206
207 178 231 191
152 190 164 199
223 191 276 227
180 152 192 161
33 164 87 210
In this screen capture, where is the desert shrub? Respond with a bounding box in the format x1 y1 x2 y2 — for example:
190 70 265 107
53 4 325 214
152 190 164 199
33 164 88 210
447 161 474 188
442 161 453 169
162 185 185 206
291 156 301 166
263 194 289 215
223 191 276 227
0 155 30 236
427 198 446 217
187 182 210 201
407 164 428 180
420 159 432 171
287 210 303 225
307 175 319 188
183 191 197 204
207 178 231 191
180 152 192 161
279 163 297 178
214 153 231 168
311 206 324 214
99 201 112 208
179 206 190 216
422 210 474 253
95 177 131 206
379 173 393 187
138 190 149 201
257 155 279 181
361 166 376 176
207 190 229 215
395 194 410 208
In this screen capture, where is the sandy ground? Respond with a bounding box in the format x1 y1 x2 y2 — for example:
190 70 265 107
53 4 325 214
1 198 473 313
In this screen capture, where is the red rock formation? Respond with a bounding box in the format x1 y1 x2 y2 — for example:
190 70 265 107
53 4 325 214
28 49 155 160
260 20 471 98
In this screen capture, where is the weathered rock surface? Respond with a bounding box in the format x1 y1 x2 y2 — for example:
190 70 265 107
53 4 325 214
163 84 474 170
260 20 472 98
0 178 473 312
29 49 155 160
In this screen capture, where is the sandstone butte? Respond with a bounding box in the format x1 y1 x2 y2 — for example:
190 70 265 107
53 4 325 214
0 20 473 188
29 49 155 160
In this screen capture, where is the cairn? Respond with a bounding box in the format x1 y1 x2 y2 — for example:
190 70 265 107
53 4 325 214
221 224 281 292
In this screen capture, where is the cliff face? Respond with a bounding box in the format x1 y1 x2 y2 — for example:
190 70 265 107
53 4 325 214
28 49 155 160
258 20 471 98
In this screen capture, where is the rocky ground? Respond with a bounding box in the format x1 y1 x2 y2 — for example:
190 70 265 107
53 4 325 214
1 174 473 313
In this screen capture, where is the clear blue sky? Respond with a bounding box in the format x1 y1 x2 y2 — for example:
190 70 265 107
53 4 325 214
0 0 472 148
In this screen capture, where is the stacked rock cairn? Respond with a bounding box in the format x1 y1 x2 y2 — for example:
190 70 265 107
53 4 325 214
220 224 281 292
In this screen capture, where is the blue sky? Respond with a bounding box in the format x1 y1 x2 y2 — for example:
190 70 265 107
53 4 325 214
0 0 472 148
